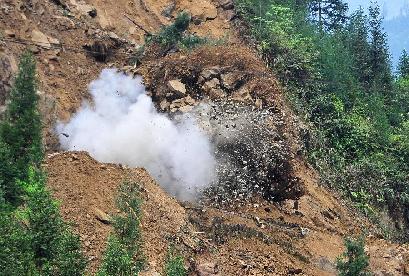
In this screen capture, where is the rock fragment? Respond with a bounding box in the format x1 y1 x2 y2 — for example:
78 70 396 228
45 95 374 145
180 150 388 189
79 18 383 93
167 79 187 98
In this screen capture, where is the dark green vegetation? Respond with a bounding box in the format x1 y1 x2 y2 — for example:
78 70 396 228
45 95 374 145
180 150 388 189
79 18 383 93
164 247 187 276
337 237 371 276
98 181 145 276
147 12 207 50
132 12 218 64
235 0 409 240
0 52 86 275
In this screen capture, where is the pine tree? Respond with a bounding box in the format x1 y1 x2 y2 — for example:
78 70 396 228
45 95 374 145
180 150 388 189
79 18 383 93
347 8 371 89
398 49 409 78
0 52 43 204
368 2 393 94
309 0 348 32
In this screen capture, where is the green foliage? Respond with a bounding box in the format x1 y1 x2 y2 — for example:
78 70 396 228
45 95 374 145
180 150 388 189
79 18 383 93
98 236 137 276
235 0 317 85
336 237 371 276
398 49 409 77
309 0 349 32
22 167 86 275
164 247 187 276
0 52 86 275
147 12 207 51
98 181 145 276
0 209 36 276
0 51 42 205
238 0 409 239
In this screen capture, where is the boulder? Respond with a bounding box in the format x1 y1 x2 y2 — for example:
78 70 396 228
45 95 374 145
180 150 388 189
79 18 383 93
4 29 15 37
231 86 252 102
169 96 196 113
167 79 187 98
181 1 217 21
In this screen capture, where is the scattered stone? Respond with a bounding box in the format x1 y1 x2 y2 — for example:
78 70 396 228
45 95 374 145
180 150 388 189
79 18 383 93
93 207 112 224
300 227 310 237
196 262 219 276
202 78 221 92
221 72 242 90
255 98 263 109
159 99 170 111
108 31 120 42
139 269 161 276
208 88 226 99
167 79 186 98
88 8 97 18
4 29 15 37
200 67 220 81
224 10 236 21
162 2 176 18
288 268 303 274
219 0 234 9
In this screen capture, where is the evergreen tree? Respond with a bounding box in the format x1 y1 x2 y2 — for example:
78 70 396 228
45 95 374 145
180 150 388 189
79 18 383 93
398 49 409 78
0 52 42 204
337 237 371 276
0 52 43 197
347 8 371 90
368 2 393 94
309 0 348 32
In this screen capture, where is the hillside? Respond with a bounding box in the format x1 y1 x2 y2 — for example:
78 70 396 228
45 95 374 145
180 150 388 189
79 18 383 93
1 0 409 275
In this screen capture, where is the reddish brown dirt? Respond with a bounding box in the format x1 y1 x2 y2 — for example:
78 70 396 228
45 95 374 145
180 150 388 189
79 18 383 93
46 151 187 274
46 152 409 275
2 0 409 275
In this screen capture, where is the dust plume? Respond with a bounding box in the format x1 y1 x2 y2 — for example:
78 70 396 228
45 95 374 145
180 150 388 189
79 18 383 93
57 69 215 201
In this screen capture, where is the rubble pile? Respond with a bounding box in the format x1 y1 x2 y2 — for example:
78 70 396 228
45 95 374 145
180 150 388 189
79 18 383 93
195 101 304 204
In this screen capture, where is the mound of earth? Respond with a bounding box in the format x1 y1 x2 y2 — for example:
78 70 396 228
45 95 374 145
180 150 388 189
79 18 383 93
46 152 409 275
46 151 187 273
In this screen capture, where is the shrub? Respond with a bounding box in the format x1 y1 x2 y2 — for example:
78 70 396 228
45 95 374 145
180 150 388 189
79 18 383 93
148 12 191 47
336 237 372 276
98 181 145 276
0 52 87 275
22 167 86 274
164 247 187 276
0 209 36 276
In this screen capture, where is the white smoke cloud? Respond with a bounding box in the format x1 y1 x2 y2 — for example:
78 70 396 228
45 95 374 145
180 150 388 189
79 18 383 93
57 69 216 201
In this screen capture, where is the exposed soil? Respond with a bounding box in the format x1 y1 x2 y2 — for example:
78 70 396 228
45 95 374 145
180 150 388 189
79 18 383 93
2 0 409 275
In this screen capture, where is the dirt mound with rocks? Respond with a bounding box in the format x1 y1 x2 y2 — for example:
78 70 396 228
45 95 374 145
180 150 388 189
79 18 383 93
46 151 187 274
46 152 409 275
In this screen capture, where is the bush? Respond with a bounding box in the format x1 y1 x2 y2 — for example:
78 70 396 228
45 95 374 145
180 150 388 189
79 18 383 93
22 167 86 274
336 237 371 276
98 181 145 275
164 247 187 276
0 52 87 275
0 209 36 276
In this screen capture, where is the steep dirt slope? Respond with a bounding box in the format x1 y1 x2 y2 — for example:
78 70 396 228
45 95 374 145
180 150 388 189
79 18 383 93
2 0 409 275
46 152 409 275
